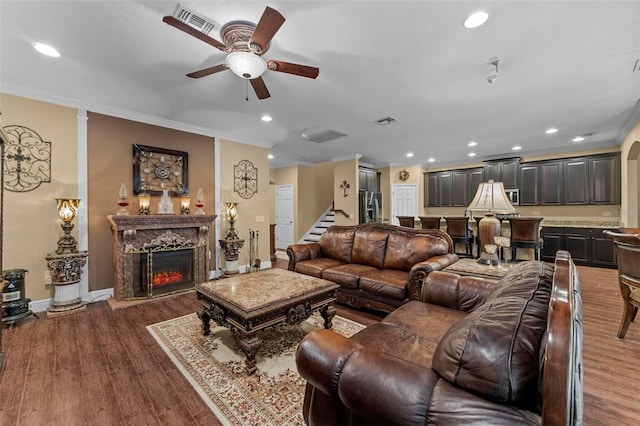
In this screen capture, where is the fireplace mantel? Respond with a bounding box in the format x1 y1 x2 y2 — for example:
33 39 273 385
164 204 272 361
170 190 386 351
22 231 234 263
108 214 216 301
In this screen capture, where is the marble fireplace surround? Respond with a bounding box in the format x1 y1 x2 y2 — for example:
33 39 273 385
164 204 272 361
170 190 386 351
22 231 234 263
108 215 216 301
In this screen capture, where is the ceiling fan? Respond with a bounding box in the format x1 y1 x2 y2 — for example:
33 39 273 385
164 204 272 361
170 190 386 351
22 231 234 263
162 5 319 100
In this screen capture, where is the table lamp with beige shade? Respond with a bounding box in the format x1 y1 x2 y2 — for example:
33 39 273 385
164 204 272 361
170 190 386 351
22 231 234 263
467 180 518 265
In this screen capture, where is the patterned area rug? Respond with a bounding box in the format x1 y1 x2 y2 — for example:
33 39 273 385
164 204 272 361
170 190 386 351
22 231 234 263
147 312 364 425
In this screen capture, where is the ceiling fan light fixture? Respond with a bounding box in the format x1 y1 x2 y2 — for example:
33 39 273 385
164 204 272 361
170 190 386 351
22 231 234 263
226 51 267 79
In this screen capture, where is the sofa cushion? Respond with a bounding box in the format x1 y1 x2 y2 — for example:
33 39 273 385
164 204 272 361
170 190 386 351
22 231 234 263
318 227 356 264
359 269 410 301
431 261 554 410
384 231 450 271
295 258 345 278
323 264 380 289
351 228 389 269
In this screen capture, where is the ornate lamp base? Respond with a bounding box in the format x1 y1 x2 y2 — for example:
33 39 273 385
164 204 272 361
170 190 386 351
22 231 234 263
45 251 89 317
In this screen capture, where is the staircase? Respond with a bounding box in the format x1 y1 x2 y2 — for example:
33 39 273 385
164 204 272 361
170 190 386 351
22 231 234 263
301 207 335 243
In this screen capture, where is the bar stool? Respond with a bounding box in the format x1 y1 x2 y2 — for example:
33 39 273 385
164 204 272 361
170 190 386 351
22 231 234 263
396 216 416 228
508 217 544 261
444 216 474 257
418 216 441 230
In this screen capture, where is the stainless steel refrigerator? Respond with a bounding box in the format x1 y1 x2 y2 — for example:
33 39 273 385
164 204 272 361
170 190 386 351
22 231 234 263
359 190 382 223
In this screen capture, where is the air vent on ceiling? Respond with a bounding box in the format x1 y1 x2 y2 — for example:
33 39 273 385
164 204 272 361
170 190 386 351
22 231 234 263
633 59 640 72
307 130 347 143
375 116 397 126
173 4 216 35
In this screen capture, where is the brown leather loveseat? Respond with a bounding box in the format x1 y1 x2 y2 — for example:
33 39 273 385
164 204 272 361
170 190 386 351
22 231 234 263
296 251 583 425
287 223 458 313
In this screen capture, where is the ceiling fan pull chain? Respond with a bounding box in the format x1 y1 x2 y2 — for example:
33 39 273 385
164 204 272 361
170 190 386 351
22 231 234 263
245 79 249 101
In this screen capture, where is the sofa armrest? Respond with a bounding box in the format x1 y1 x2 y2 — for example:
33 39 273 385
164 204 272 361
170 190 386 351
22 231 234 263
407 253 459 300
296 329 363 396
287 243 322 271
297 330 440 426
420 270 499 311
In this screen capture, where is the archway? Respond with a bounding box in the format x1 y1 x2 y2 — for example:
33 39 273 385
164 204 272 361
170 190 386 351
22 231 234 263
625 140 640 227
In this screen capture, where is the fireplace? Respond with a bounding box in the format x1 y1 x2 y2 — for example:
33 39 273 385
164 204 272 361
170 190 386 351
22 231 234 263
108 215 216 301
130 245 196 298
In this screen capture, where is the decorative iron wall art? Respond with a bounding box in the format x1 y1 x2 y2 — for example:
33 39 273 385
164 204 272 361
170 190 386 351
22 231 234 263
133 144 189 196
234 160 258 199
2 125 52 192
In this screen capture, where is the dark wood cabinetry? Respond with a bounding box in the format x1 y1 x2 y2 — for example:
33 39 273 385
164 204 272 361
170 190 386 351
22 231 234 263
484 159 519 188
425 168 484 207
519 164 540 205
540 161 564 205
359 167 379 192
563 158 589 204
540 226 617 268
426 152 620 208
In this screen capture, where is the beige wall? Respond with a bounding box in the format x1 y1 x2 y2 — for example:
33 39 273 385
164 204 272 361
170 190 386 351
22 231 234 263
272 162 335 243
218 139 270 268
1 93 78 302
332 158 359 226
87 112 215 291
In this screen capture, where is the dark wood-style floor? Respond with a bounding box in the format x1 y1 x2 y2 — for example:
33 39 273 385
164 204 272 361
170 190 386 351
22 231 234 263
0 259 638 425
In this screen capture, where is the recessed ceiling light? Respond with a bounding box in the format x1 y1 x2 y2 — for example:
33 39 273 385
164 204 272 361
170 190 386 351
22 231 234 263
268 154 274 159
463 11 489 29
545 128 558 134
427 158 435 163
468 152 476 157
261 115 272 122
32 42 60 57
512 145 522 151
572 136 585 142
406 152 414 158
468 141 477 147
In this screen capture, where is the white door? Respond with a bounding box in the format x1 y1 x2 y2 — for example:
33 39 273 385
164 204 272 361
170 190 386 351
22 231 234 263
275 184 294 249
391 184 417 225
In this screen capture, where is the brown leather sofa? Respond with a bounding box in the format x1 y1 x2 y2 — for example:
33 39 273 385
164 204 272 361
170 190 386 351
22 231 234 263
287 223 458 313
296 251 583 425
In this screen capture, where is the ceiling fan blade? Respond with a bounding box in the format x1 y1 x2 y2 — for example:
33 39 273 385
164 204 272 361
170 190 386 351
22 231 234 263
250 77 271 99
162 16 227 51
267 60 319 79
249 7 285 53
186 64 228 79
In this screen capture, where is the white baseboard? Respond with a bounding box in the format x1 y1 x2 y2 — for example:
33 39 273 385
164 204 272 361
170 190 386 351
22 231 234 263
29 288 115 313
208 261 273 280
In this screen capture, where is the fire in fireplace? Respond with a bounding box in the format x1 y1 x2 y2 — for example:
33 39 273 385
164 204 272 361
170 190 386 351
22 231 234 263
140 247 194 297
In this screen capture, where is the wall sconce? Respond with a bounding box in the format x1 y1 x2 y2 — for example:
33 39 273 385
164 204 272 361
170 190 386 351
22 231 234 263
55 198 80 254
180 196 191 215
340 180 350 197
138 192 151 215
225 202 239 240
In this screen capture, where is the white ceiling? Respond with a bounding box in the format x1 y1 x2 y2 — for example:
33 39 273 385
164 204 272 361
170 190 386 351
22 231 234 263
1 1 639 169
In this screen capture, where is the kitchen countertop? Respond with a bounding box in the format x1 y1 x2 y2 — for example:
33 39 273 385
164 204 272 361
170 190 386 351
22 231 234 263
540 220 621 229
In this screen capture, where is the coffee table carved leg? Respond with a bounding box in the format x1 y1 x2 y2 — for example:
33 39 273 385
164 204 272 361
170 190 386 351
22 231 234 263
198 307 211 336
239 334 262 375
321 302 336 329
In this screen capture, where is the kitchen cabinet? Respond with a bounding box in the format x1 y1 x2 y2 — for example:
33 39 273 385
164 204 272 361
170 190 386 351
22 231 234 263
540 226 617 268
540 161 564 205
426 168 484 207
519 164 539 205
359 167 379 192
589 154 620 204
563 158 589 204
484 159 519 188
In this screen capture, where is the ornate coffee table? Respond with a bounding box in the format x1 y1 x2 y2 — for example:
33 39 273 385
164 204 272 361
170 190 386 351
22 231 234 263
196 268 339 374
